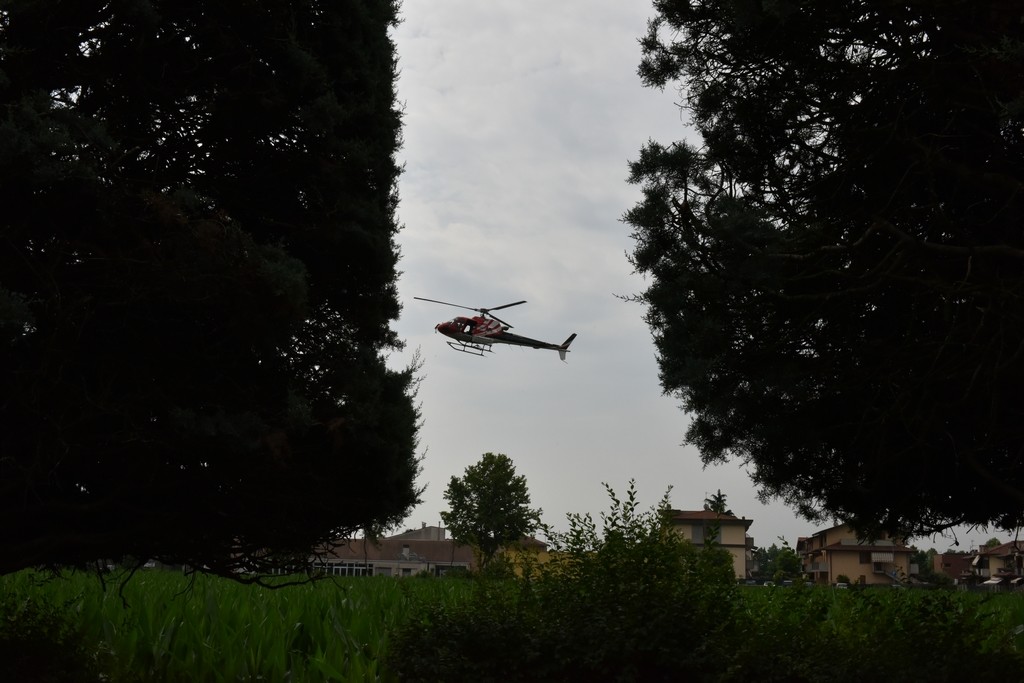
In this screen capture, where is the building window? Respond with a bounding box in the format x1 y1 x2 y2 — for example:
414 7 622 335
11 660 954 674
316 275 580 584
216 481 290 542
690 523 720 544
324 562 371 577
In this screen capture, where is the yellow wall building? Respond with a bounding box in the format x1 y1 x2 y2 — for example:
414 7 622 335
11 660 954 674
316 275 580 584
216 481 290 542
798 524 913 586
670 510 753 579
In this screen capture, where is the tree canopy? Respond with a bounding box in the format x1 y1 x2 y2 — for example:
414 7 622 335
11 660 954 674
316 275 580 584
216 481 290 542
0 0 421 576
441 452 542 568
626 0 1024 538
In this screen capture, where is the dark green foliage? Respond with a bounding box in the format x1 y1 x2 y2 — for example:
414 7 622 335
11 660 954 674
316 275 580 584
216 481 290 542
391 482 739 682
393 581 1024 683
532 483 738 681
724 587 1024 682
1 569 472 682
626 0 1024 537
0 594 103 683
4 563 1023 682
822 590 1022 680
753 539 801 580
703 488 732 515
909 547 953 585
0 0 420 576
391 483 1024 681
389 579 535 683
441 452 542 569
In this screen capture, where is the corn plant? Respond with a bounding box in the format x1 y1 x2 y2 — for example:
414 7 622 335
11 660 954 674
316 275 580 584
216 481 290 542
1 569 472 682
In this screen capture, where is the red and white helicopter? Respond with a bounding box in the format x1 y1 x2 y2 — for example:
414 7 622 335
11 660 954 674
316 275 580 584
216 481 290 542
415 297 577 360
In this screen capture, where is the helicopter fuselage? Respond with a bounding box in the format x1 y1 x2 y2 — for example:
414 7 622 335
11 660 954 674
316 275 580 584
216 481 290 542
435 316 576 358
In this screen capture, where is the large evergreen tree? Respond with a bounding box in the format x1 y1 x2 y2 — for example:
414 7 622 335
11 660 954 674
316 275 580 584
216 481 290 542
626 0 1024 538
0 0 421 576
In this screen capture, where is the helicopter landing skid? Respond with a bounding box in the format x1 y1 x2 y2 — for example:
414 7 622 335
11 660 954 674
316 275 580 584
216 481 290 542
446 341 493 357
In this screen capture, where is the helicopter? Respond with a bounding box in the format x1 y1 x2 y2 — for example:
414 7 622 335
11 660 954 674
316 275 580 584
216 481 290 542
415 297 577 360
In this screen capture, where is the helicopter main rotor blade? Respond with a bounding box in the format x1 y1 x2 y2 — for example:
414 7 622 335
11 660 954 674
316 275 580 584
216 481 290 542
478 301 526 329
413 297 480 313
415 296 527 328
483 300 527 313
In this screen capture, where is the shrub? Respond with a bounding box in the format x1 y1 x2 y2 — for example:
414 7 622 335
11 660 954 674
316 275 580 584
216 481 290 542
0 593 103 683
388 485 1024 682
388 577 538 683
722 586 1024 682
531 483 737 680
821 589 1024 680
389 482 738 681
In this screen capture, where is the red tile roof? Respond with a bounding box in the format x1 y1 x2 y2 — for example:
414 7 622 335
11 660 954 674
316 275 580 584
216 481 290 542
670 510 753 529
819 541 913 553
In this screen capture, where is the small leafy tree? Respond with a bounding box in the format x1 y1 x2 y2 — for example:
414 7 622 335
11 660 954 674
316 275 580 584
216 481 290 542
909 547 951 584
752 544 777 579
441 453 542 569
754 538 802 580
776 539 803 578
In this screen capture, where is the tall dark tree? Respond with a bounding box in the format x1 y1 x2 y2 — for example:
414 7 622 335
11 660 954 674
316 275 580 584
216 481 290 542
0 0 421 577
626 1 1024 538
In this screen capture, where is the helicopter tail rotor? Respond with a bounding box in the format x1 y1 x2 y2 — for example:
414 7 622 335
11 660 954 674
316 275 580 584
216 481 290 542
557 333 577 361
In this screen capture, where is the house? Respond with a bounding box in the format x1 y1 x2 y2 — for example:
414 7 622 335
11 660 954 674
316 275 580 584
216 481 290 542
932 551 973 583
798 523 913 586
267 524 475 577
962 541 1024 591
272 523 551 578
320 526 475 577
669 510 754 579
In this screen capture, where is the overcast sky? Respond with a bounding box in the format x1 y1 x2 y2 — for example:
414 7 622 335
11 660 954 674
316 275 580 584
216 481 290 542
384 0 997 553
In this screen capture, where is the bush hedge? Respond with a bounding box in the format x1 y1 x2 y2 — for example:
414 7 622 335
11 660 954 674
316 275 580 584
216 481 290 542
389 483 1024 682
